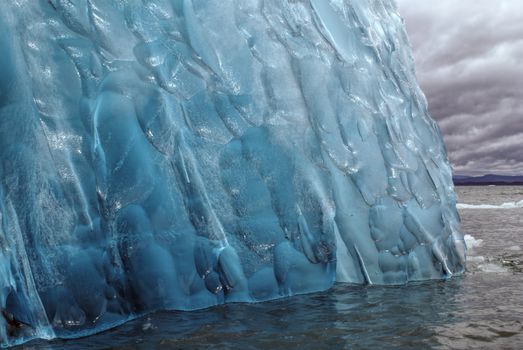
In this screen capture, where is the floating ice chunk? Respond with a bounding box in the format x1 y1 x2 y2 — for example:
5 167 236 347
467 256 486 264
464 234 483 250
477 263 509 274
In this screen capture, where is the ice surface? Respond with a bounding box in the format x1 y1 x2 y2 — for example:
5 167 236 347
0 0 465 346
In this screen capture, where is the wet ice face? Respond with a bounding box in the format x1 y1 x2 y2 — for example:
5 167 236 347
0 0 464 346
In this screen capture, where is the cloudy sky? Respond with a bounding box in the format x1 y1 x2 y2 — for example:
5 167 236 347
396 0 523 176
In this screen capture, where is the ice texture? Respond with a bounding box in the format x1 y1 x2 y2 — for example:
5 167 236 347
0 0 465 346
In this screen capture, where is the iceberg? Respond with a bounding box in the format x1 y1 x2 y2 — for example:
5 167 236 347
0 0 465 346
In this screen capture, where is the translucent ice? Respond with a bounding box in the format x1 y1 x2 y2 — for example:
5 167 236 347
0 0 465 346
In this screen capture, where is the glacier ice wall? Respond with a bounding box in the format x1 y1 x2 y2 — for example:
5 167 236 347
0 0 465 346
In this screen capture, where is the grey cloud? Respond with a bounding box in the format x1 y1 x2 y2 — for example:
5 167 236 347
396 0 523 175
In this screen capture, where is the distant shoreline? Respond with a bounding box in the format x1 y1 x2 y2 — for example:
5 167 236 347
453 174 523 186
454 182 523 186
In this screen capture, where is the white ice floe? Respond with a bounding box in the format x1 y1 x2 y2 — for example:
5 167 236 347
457 200 523 209
477 263 509 274
467 256 486 263
464 234 484 250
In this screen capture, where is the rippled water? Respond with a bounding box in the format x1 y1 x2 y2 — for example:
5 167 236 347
20 186 523 349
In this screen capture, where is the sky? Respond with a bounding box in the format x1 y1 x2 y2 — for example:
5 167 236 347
396 0 523 176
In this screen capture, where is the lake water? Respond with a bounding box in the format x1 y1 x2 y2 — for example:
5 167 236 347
20 186 523 349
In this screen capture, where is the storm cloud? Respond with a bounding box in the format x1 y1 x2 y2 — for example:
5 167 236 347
396 0 523 175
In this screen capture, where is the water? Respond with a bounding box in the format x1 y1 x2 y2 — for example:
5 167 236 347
19 186 523 349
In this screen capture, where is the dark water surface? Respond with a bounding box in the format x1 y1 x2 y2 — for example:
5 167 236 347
19 186 523 349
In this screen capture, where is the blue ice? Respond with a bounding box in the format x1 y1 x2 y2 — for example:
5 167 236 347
0 0 465 346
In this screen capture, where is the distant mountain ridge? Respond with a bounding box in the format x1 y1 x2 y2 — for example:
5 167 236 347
453 174 523 186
